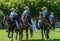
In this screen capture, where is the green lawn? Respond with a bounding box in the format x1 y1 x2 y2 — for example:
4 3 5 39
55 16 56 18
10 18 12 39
0 28 60 41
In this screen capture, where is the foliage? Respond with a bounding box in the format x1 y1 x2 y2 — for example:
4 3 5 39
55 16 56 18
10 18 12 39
0 10 4 20
0 0 60 17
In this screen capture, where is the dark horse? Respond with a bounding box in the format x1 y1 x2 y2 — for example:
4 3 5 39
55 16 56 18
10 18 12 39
38 14 50 40
50 18 56 30
19 14 33 41
4 15 19 41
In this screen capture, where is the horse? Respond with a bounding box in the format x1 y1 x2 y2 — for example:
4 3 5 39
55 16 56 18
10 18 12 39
50 18 56 30
19 14 33 41
38 14 50 40
4 15 19 41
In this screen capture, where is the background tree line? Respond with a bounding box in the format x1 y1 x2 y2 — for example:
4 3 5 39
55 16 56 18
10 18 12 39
0 0 60 21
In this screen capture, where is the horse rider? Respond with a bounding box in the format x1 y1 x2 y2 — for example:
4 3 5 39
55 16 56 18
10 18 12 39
19 6 32 26
40 7 50 23
9 8 19 29
49 12 54 24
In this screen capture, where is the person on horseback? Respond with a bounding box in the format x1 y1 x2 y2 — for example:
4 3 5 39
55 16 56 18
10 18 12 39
19 6 32 26
50 12 54 18
40 7 50 23
23 6 32 25
10 8 19 29
49 12 54 23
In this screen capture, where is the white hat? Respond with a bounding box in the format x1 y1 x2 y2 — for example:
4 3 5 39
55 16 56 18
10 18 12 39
51 12 54 15
42 7 47 10
24 6 29 10
10 8 15 11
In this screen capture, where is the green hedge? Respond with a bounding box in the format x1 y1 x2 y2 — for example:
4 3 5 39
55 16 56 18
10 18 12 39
0 0 60 17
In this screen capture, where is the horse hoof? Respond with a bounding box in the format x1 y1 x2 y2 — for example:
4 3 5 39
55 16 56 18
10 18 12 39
11 40 13 41
15 38 17 40
47 37 49 40
31 36 32 38
42 39 44 41
20 40 22 41
8 36 11 38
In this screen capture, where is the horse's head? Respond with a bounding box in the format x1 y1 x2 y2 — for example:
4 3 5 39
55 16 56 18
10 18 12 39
4 15 12 25
4 15 10 22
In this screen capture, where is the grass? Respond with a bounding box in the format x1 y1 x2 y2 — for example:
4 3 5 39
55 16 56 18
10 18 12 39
0 28 60 41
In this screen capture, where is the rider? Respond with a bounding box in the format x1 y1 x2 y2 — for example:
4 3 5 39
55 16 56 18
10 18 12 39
10 8 19 28
22 6 32 25
49 12 54 24
41 7 50 23
50 12 54 19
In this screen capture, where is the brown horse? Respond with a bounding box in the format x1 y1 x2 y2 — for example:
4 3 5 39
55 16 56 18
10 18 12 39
19 14 33 41
38 14 50 40
4 15 19 41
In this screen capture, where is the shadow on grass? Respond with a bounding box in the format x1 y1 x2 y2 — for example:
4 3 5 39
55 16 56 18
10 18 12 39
23 39 60 41
0 28 5 30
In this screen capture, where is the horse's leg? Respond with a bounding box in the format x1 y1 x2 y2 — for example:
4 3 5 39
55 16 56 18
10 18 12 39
8 30 11 38
19 31 20 40
53 25 55 30
30 27 33 38
53 21 55 30
44 29 46 38
15 31 18 40
11 31 13 41
19 30 23 41
46 29 49 39
26 29 28 41
54 26 55 30
41 29 44 40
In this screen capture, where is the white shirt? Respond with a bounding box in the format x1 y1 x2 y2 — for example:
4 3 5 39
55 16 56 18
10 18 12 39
50 15 54 18
10 12 17 18
39 11 46 17
23 10 27 14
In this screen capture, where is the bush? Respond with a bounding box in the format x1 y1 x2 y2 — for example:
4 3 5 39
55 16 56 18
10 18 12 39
0 0 60 17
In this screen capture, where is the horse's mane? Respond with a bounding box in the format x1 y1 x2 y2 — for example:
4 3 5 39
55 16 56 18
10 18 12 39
4 16 14 25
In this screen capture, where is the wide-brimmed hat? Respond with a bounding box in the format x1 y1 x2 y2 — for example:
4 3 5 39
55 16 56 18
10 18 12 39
41 7 44 10
42 7 47 10
24 6 29 10
10 8 15 11
50 12 54 15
